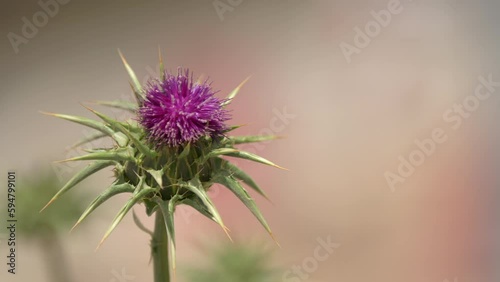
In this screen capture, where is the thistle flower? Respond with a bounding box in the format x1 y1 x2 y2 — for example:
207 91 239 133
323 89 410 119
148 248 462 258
41 49 283 282
139 69 229 147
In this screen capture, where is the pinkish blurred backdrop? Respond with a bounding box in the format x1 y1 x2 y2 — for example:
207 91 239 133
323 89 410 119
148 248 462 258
1 0 499 281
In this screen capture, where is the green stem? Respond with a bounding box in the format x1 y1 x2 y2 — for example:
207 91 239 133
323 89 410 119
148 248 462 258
152 210 170 282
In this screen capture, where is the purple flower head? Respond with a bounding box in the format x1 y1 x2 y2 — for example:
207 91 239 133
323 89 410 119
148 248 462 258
139 69 230 147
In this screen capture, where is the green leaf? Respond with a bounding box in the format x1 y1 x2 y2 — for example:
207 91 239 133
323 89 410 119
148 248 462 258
178 178 231 240
127 82 144 106
94 100 138 112
97 187 156 248
87 107 156 158
227 135 279 145
207 148 286 170
134 174 146 193
205 148 236 159
41 160 115 211
71 182 135 230
132 209 154 236
57 147 135 163
70 131 108 149
144 198 159 216
159 46 166 82
180 197 217 223
222 160 270 200
118 50 144 102
178 143 191 159
83 147 112 153
41 112 127 146
221 76 251 106
41 112 110 133
119 120 143 134
213 173 276 242
146 168 164 187
222 124 246 133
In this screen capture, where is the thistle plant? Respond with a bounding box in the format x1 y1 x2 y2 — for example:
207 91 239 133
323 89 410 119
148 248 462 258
41 50 283 282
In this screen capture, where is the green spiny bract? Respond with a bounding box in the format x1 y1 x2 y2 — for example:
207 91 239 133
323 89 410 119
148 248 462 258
41 50 283 272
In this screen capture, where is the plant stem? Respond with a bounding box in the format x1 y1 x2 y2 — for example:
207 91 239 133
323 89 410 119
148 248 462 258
152 210 170 282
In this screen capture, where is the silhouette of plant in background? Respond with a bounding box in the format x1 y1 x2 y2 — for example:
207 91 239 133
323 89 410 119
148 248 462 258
14 167 90 282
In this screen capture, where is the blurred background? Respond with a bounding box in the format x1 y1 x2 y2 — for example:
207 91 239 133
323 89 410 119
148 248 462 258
1 0 499 281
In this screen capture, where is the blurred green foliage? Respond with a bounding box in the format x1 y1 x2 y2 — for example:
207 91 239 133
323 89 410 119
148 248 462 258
0 166 95 282
185 243 279 282
14 167 89 236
